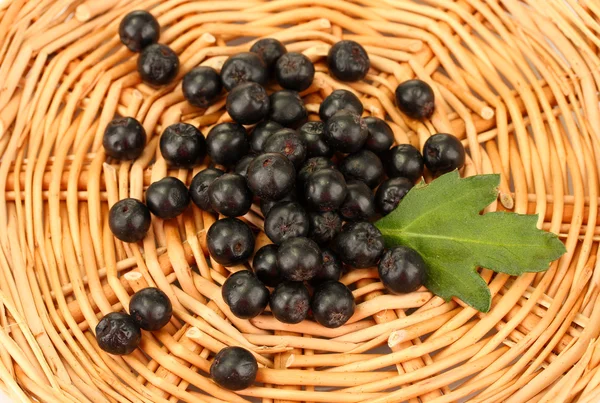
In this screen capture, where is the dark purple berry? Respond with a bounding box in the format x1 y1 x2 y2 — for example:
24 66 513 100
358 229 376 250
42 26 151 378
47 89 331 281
311 281 355 328
299 121 332 158
252 244 282 287
333 221 384 268
339 181 376 222
182 66 222 108
95 312 141 355
119 10 159 52
210 347 258 391
395 79 435 120
206 122 249 166
103 117 146 161
247 153 296 201
220 52 268 91
339 150 384 188
384 144 424 182
263 128 307 168
207 218 255 266
159 122 206 168
375 177 413 215
319 89 363 122
327 40 370 82
189 168 225 212
264 201 309 244
146 177 190 220
137 44 179 86
364 116 394 153
129 287 172 331
208 173 252 217
109 198 151 243
324 110 368 153
422 133 465 175
269 90 308 128
275 52 315 92
270 281 310 324
297 157 336 188
311 248 342 284
378 246 427 294
308 210 342 245
276 237 321 281
250 120 283 153
304 168 347 212
250 38 287 72
226 82 270 125
222 270 269 319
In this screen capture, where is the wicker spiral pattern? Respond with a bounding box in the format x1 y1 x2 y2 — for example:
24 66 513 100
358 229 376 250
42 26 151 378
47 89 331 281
0 0 599 402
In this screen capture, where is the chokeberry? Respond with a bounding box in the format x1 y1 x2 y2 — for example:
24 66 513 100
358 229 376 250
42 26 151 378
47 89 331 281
220 52 268 91
384 144 424 182
275 52 315 92
247 152 296 201
208 173 252 217
189 168 225 212
327 40 370 82
395 79 435 120
339 150 384 188
222 270 269 319
375 177 413 215
311 248 342 284
324 110 368 153
250 38 287 72
270 282 310 324
264 201 310 244
119 10 159 52
129 287 172 331
206 122 249 166
146 177 190 220
207 218 255 266
319 89 363 122
103 117 146 161
260 189 297 217
311 281 355 328
297 157 336 188
308 210 342 245
252 244 282 287
364 116 394 153
303 168 347 212
250 121 283 153
269 90 308 128
226 82 270 125
109 198 151 243
422 133 465 175
299 121 332 158
378 246 427 294
210 347 258 391
276 237 322 281
182 66 223 108
339 181 376 222
234 153 257 179
333 221 384 268
95 312 141 355
137 44 179 86
263 128 307 168
159 122 206 168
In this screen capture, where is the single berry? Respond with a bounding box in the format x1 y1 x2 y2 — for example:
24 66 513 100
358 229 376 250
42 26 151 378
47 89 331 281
208 173 252 217
333 221 384 268
263 128 307 168
220 52 268 91
182 66 223 108
206 122 249 166
327 40 370 82
226 82 270 125
270 282 310 324
119 10 159 52
159 122 206 168
252 244 282 287
95 312 141 355
311 281 355 328
422 133 465 175
339 150 384 188
384 144 424 182
378 246 427 294
275 52 315 92
324 110 368 153
234 153 257 179
210 347 258 391
319 89 363 122
308 211 342 245
297 157 336 189
364 116 394 153
129 287 172 331
264 201 309 244
260 189 297 217
276 237 322 281
222 270 269 319
189 168 225 212
250 120 283 153
311 248 342 284
103 117 146 160
146 177 190 220
269 90 308 128
207 218 255 266
299 121 332 158
395 79 435 120
375 177 413 215
137 44 179 86
303 168 347 212
109 198 151 243
247 152 296 201
250 38 287 72
339 181 376 222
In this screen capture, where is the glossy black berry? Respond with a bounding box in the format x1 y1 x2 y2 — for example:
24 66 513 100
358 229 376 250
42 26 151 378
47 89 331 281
263 128 307 168
319 89 363 122
220 52 268 91
208 173 252 217
250 38 287 72
210 347 258 391
422 133 466 175
119 10 159 52
299 121 332 158
270 282 310 324
364 116 394 153
207 218 255 266
308 211 342 245
311 281 355 328
324 110 368 153
226 82 270 125
234 153 256 179
95 312 141 355
333 221 384 268
109 198 151 243
384 144 424 182
103 117 146 161
129 287 172 331
222 270 269 319
182 66 222 108
375 177 413 215
275 52 315 92
159 123 206 168
189 168 225 212
206 123 249 166
303 168 347 212
339 181 376 222
378 246 427 294
146 177 190 220
269 90 308 128
252 244 282 287
395 79 435 120
297 157 336 189
276 237 322 281
311 248 342 284
339 150 384 188
264 200 310 244
137 44 179 86
246 152 295 201
250 120 283 153
260 189 297 217
327 40 370 82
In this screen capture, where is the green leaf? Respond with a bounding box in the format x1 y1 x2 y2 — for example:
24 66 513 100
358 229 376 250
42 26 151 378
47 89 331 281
375 171 566 312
